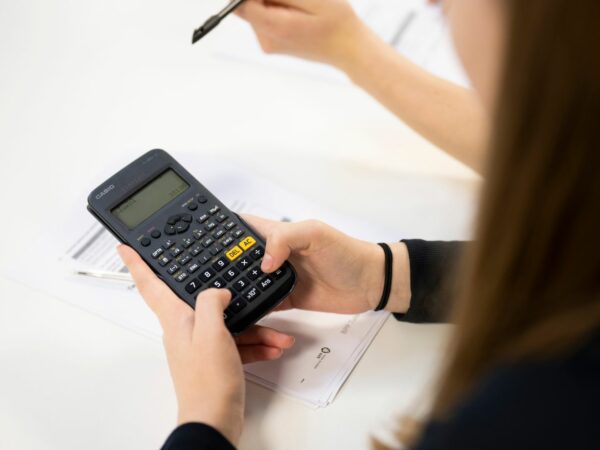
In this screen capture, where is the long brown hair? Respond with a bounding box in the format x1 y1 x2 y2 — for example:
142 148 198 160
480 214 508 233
431 0 600 421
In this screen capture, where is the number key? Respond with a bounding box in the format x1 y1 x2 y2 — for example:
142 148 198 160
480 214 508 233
232 277 250 292
211 277 226 289
185 279 202 294
199 268 217 282
212 257 230 272
223 267 239 281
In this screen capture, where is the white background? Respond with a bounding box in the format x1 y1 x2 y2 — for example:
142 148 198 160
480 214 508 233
0 1 479 449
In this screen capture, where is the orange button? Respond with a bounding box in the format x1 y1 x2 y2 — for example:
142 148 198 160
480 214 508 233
225 245 243 261
239 236 256 251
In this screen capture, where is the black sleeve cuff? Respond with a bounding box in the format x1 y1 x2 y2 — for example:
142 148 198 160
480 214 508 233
393 239 467 323
162 423 237 450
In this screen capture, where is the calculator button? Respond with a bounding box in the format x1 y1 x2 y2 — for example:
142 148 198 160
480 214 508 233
247 266 263 281
242 286 260 303
190 245 204 257
249 246 265 261
224 220 236 230
175 222 190 234
211 277 226 289
192 229 205 240
229 298 247 313
197 195 208 204
141 237 151 247
167 262 180 274
225 246 244 261
232 229 244 238
187 262 201 274
151 248 164 259
273 266 287 279
204 221 217 232
212 257 230 271
170 247 183 257
174 272 189 283
216 213 228 223
220 236 234 247
213 228 226 239
185 279 202 294
163 239 175 249
178 254 192 266
181 214 193 223
181 237 195 248
197 213 209 223
209 205 220 215
236 256 252 270
198 253 211 265
202 237 214 248
187 202 198 211
151 230 162 239
158 255 171 267
257 276 274 291
223 267 240 281
209 245 222 256
199 268 217 282
232 277 250 292
164 225 176 235
167 215 181 225
239 236 256 251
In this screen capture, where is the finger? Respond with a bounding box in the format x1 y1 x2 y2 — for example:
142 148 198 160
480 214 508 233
261 220 319 273
193 288 232 339
238 345 284 364
117 246 192 327
236 0 300 35
234 325 295 348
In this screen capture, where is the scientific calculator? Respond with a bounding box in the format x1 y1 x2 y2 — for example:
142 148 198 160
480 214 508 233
87 149 296 334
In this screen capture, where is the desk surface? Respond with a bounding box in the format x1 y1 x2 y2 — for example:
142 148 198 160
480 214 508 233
0 1 478 449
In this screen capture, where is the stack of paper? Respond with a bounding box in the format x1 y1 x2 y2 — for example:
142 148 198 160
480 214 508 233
4 157 398 408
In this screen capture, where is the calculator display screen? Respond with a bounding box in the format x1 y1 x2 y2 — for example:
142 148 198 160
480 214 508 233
112 169 189 228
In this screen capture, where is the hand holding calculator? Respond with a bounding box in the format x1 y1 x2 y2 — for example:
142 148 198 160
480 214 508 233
87 149 296 334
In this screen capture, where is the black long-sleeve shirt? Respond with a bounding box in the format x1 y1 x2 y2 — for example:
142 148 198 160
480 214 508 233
161 240 600 450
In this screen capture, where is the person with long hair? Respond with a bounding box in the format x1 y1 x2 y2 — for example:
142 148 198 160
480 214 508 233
117 0 600 448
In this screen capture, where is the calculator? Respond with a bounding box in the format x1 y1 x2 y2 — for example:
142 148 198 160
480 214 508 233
87 149 296 334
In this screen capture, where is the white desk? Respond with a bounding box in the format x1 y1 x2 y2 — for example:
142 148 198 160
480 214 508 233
0 1 478 449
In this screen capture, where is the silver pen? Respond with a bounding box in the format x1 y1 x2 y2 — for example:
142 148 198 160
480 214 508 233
74 269 134 283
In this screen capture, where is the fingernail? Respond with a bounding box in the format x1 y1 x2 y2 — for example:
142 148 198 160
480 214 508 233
262 254 273 272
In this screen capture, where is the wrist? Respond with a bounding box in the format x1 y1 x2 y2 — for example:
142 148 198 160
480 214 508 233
334 22 387 84
363 242 411 313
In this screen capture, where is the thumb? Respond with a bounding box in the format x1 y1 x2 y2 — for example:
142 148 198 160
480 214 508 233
261 220 319 273
193 288 232 340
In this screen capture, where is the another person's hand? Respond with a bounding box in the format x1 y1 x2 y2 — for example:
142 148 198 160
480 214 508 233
243 215 411 314
235 0 370 70
117 246 295 445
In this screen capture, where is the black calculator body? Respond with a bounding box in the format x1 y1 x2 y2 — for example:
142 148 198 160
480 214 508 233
87 149 296 334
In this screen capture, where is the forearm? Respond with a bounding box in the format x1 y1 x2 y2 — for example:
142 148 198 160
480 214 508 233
338 26 489 172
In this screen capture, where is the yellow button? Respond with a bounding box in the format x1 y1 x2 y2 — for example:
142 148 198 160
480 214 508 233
225 246 243 261
239 236 256 251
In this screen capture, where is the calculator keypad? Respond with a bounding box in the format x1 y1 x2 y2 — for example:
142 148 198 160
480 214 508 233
141 199 291 326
